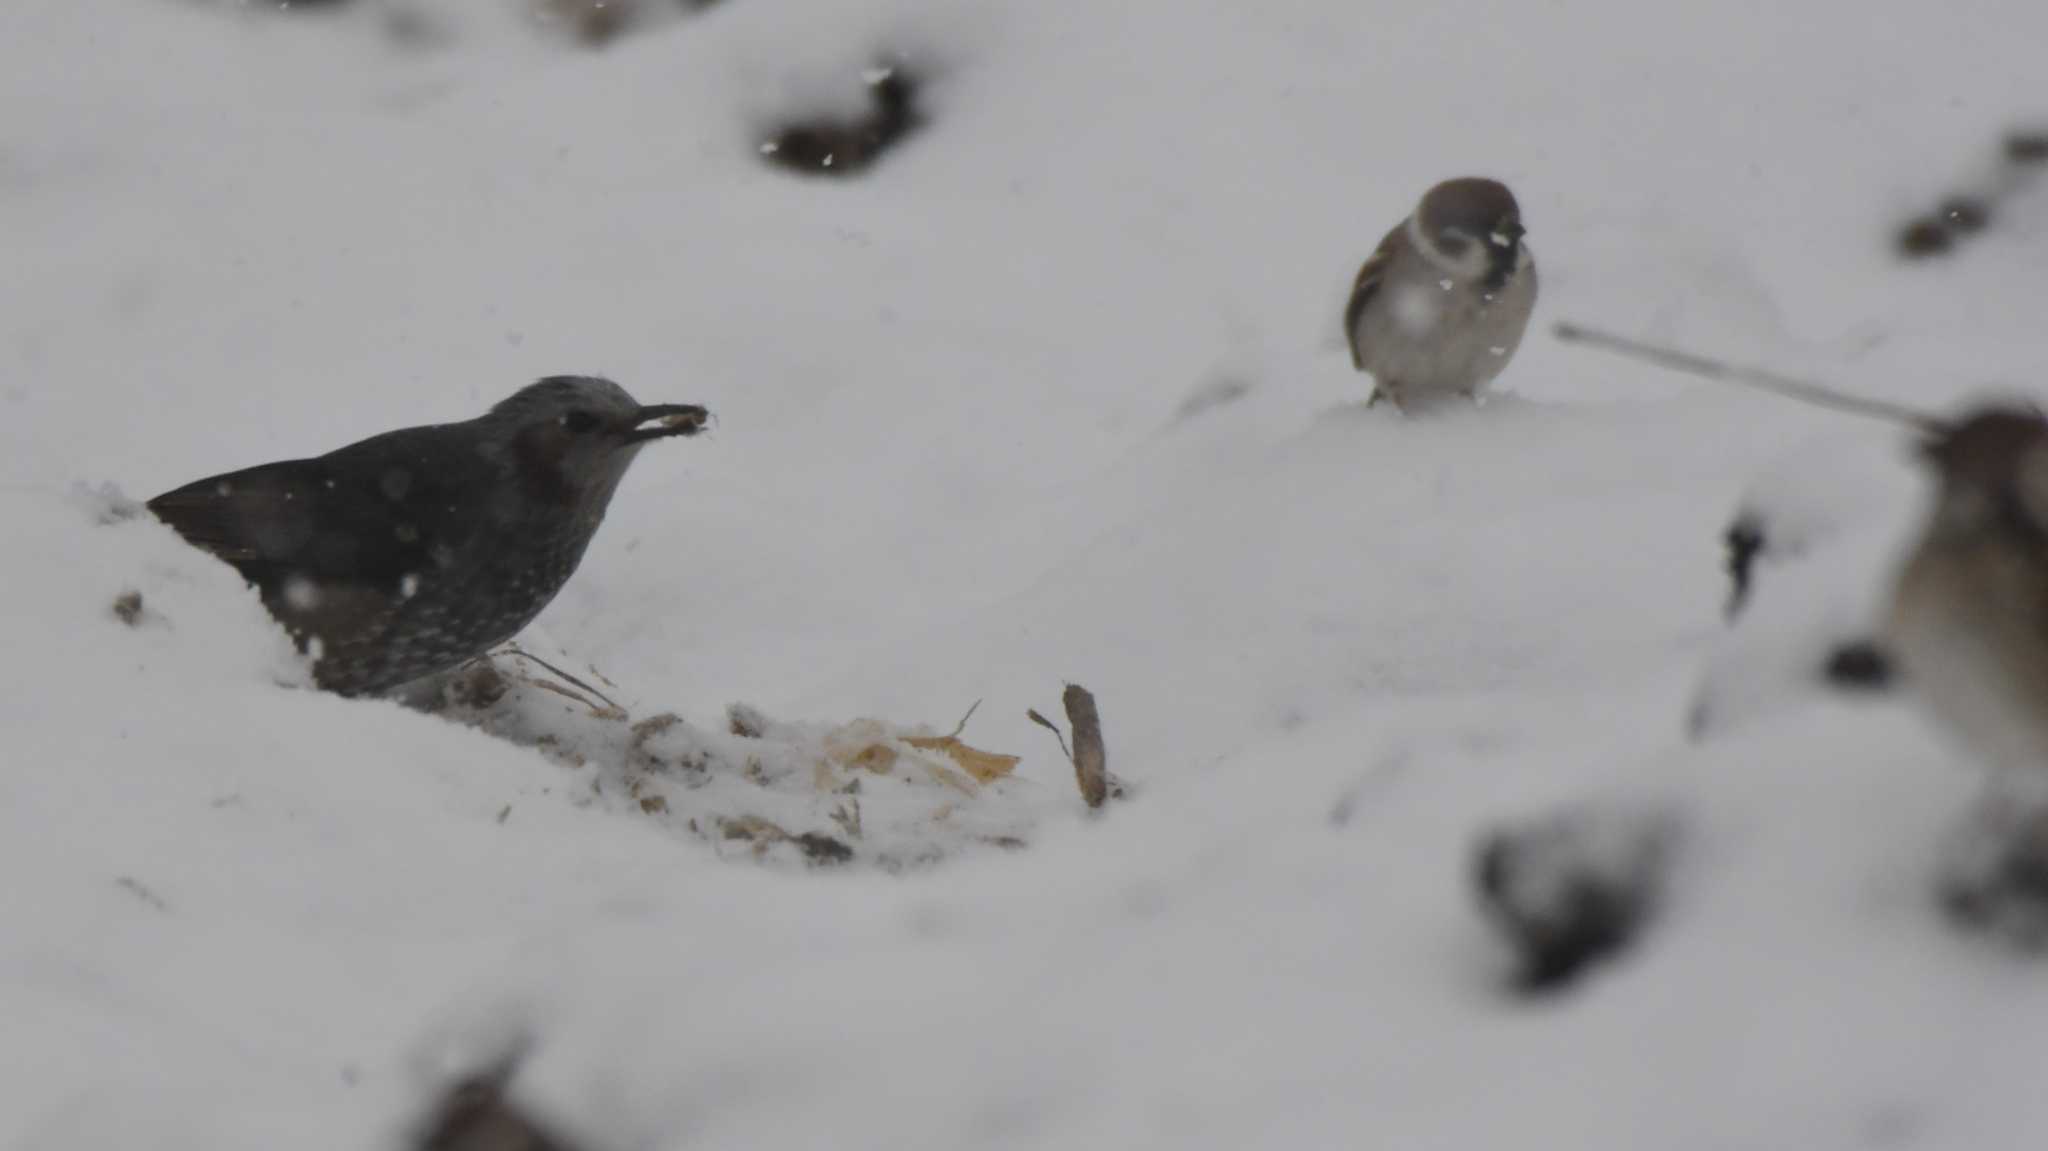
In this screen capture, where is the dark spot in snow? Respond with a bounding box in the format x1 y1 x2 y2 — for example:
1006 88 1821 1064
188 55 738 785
1896 217 1954 259
794 831 855 866
1472 809 1674 994
1822 639 1894 692
412 1060 585 1151
1896 126 2048 260
727 702 770 739
1721 514 1766 618
1171 374 1254 426
1940 805 2048 951
111 589 145 627
2007 129 2048 165
115 876 169 912
534 0 726 48
760 63 925 179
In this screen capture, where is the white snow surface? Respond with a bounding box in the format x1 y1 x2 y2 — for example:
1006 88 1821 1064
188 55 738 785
6 0 2048 1146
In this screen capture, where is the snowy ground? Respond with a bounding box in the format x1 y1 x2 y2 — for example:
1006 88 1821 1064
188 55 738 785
5 0 2048 1146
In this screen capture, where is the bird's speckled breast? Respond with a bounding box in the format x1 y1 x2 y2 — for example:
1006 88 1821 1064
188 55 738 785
309 468 623 696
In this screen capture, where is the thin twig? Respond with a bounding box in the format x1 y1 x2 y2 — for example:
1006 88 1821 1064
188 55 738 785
495 646 625 714
1026 709 1073 761
116 876 169 912
527 678 618 717
1553 321 1946 431
945 698 984 739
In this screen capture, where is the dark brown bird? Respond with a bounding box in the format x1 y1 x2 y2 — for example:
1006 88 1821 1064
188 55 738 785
148 376 708 696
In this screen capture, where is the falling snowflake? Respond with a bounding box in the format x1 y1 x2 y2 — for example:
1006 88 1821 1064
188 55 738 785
283 577 322 611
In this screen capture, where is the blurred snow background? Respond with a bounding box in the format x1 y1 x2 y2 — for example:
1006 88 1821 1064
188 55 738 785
4 0 2048 1146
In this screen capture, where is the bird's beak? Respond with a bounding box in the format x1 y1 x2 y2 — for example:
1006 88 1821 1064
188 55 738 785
625 404 712 443
1490 220 1525 249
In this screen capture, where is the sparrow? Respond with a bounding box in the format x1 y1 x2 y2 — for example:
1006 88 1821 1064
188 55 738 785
1885 406 2048 774
147 377 709 697
1344 177 1538 411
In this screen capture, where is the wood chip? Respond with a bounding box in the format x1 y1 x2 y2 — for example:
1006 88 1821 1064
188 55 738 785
1064 684 1111 809
901 734 1021 783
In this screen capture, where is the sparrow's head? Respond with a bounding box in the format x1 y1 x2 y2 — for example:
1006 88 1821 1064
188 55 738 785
1915 405 2048 544
485 375 709 507
1415 177 1527 289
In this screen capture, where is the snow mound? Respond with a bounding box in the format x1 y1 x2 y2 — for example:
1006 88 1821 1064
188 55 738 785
422 648 1059 870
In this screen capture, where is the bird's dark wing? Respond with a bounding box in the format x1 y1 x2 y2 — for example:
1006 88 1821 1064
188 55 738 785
1344 224 1403 371
148 459 314 565
147 423 497 595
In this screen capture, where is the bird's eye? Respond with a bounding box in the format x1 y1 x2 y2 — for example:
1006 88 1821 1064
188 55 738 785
1434 231 1471 257
560 410 601 434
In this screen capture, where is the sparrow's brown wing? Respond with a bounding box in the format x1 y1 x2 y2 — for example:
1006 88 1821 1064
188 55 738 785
1344 223 1404 370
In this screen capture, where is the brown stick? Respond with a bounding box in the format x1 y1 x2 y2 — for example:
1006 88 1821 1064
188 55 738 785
1552 321 1946 432
1063 684 1110 809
